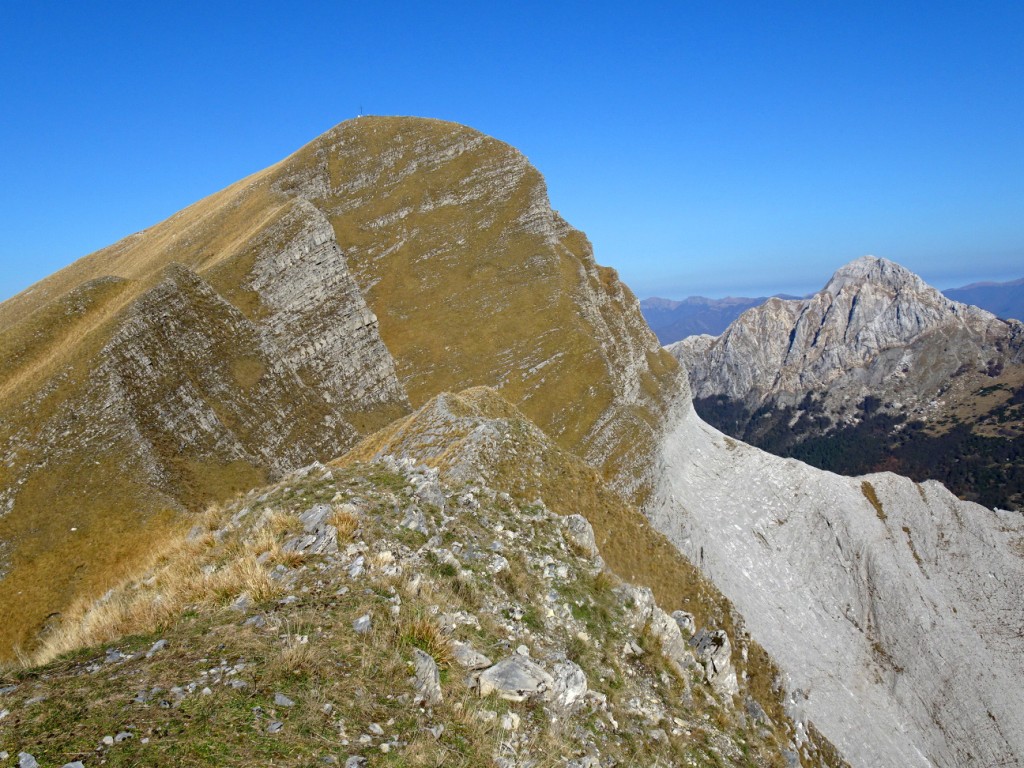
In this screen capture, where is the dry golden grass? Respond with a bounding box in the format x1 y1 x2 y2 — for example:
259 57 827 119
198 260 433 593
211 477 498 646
248 525 279 557
247 511 315 568
266 510 303 537
862 480 887 522
274 632 326 676
30 524 280 666
400 613 453 668
330 505 360 542
272 548 308 568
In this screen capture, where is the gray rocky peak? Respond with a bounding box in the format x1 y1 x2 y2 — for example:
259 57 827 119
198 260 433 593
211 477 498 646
671 255 1023 418
822 255 930 296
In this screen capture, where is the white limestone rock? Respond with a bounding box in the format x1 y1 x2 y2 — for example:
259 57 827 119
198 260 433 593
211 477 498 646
413 649 443 707
477 656 554 702
649 401 1024 767
451 640 492 671
549 660 588 715
690 629 739 698
563 514 599 559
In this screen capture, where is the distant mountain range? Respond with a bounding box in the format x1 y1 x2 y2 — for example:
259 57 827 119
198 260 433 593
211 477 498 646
944 277 1024 323
643 275 1023 344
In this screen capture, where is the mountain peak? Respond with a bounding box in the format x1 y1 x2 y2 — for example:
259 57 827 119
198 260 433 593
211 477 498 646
0 115 680 659
673 254 1020 414
823 255 927 296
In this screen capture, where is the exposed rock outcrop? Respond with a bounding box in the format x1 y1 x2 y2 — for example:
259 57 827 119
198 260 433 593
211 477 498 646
649 400 1024 767
477 655 555 702
1 438 836 767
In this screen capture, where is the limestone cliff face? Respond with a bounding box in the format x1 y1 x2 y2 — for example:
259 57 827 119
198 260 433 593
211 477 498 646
672 256 1024 419
649 402 1024 767
234 199 406 418
100 263 356 481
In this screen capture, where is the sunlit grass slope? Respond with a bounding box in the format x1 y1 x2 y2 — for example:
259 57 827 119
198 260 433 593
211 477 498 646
0 116 678 660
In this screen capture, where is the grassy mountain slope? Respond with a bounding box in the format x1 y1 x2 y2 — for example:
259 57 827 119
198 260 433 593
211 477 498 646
282 117 682 498
0 116 679 661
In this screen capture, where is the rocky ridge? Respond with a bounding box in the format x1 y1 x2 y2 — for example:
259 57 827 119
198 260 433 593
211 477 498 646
651 259 1024 764
0 425 844 767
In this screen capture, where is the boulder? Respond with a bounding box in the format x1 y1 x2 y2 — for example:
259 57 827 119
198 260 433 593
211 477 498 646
413 649 443 706
619 584 657 629
563 514 600 558
690 629 739 697
550 660 588 714
478 656 554 702
282 503 339 555
411 472 446 510
671 610 696 637
648 606 696 677
401 506 430 535
451 640 492 670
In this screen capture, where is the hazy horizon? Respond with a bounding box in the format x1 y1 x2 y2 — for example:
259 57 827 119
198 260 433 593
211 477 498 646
629 265 1024 302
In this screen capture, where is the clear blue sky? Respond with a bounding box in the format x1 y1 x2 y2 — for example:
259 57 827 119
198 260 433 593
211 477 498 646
1 1 1022 302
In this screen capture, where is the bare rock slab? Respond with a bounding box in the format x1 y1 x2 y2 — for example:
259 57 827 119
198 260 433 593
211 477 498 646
478 656 554 702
